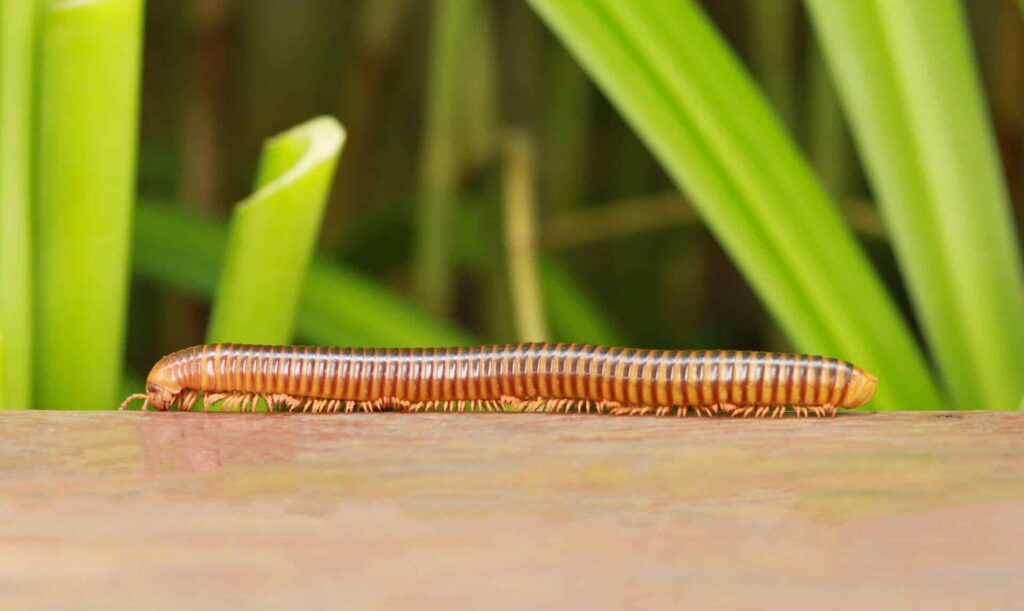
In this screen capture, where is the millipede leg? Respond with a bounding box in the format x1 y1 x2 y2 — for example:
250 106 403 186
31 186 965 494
809 405 831 418
202 393 218 410
730 406 753 418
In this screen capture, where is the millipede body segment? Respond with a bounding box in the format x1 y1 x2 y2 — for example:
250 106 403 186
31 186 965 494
122 343 877 418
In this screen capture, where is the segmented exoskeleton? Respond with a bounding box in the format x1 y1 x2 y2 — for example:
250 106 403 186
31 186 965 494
120 343 877 417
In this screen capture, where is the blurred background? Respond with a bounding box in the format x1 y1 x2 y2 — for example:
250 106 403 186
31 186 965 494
1 0 1021 410
134 0 1022 370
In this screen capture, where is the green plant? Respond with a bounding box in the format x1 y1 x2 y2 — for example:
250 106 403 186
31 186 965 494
134 202 472 348
0 0 35 408
413 0 479 318
206 116 345 344
34 0 143 409
804 0 1024 410
525 0 945 409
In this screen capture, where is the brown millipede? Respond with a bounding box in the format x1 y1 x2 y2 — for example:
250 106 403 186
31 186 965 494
120 343 877 418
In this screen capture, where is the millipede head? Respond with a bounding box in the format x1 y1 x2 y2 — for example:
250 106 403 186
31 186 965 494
135 354 184 410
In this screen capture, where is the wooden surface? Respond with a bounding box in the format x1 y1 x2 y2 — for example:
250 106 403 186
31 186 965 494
1 411 1022 609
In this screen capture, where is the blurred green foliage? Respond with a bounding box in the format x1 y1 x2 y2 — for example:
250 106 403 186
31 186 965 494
0 0 1020 409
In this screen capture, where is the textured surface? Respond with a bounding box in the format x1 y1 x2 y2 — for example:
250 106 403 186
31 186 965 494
1 410 1022 609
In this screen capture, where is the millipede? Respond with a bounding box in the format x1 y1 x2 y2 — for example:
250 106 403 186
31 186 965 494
120 343 877 418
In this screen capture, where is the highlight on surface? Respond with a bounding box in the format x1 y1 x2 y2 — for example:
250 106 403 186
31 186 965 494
119 343 878 418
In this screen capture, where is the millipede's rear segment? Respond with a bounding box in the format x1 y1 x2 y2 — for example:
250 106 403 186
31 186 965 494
120 343 878 417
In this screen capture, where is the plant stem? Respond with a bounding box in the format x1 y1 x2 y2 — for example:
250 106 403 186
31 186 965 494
0 0 35 408
413 0 476 318
502 131 548 342
459 0 497 172
34 0 144 409
542 191 885 250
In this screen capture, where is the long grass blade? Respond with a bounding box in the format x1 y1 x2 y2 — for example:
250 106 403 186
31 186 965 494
206 116 344 344
502 131 548 342
0 0 35 408
804 0 1024 409
526 0 944 408
34 0 144 409
413 0 477 318
134 202 472 348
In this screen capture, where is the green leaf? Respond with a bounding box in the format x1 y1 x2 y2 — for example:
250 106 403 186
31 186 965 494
804 0 1024 409
525 0 944 409
134 202 472 348
0 0 35 408
34 0 144 409
206 116 344 344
